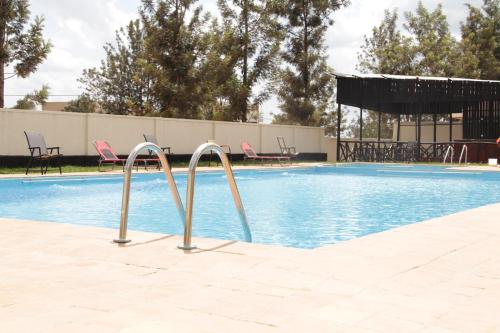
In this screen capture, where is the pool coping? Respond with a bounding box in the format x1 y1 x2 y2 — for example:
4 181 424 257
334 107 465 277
0 162 329 179
1 162 499 181
1 201 500 332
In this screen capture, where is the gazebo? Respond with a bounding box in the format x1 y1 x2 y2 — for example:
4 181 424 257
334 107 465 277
334 73 500 163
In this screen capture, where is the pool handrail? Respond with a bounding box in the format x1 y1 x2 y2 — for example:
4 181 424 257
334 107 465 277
443 145 454 164
178 142 252 250
114 142 185 244
458 144 468 164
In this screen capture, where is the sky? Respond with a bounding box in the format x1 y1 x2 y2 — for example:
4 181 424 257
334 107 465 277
4 0 483 122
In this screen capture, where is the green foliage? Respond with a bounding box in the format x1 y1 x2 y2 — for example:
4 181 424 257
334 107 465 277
79 19 153 115
457 0 500 80
217 0 283 121
63 94 97 113
12 84 49 109
139 0 211 119
0 0 52 108
273 0 349 126
357 9 416 75
404 2 460 77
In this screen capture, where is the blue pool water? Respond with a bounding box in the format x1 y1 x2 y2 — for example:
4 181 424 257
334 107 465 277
0 164 499 248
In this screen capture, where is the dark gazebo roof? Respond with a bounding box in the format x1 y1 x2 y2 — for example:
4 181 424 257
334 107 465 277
334 73 500 115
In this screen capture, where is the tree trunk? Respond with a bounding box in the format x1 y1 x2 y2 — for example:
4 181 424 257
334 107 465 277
303 0 309 100
0 19 4 109
241 0 249 122
0 64 4 109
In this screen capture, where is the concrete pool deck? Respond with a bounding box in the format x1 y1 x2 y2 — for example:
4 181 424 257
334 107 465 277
1 202 500 332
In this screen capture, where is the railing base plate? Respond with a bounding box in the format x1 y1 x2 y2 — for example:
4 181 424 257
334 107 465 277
113 239 132 244
177 245 197 251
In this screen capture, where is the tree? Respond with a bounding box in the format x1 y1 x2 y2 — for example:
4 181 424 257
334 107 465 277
457 0 499 80
140 0 211 119
12 84 49 109
273 0 349 126
79 19 152 115
0 0 52 108
357 9 416 75
404 2 459 77
63 94 97 113
217 0 282 121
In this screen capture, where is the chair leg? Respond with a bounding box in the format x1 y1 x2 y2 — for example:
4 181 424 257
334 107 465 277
40 159 45 175
57 156 62 174
25 157 33 175
44 158 51 175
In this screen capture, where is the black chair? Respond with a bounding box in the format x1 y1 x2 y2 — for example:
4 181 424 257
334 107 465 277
143 134 172 169
24 131 62 175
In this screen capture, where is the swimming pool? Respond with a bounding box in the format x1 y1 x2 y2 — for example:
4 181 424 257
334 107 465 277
0 164 499 248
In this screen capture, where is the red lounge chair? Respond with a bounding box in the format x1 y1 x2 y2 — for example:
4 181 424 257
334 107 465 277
93 140 159 172
241 142 290 165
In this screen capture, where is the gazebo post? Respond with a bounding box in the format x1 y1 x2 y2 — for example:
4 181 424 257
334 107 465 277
359 108 363 142
449 112 453 141
433 113 437 158
337 103 341 161
396 113 401 142
417 113 422 161
377 111 381 142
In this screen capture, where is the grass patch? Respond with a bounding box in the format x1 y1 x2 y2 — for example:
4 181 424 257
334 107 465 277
0 160 319 175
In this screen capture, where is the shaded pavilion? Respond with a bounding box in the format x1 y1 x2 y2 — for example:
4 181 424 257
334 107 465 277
334 73 500 163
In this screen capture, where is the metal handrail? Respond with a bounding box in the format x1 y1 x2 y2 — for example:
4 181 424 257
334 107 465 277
114 142 185 244
459 145 468 164
443 145 454 164
178 142 252 250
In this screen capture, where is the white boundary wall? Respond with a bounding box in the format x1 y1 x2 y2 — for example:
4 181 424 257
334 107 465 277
0 109 336 160
393 121 463 142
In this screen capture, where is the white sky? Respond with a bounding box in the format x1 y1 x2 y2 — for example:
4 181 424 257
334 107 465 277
4 0 482 122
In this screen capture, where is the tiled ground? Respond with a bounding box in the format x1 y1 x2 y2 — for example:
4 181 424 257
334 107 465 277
1 201 499 332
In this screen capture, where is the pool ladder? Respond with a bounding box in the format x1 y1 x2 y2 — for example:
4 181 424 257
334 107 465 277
113 142 252 250
458 145 468 164
443 145 454 164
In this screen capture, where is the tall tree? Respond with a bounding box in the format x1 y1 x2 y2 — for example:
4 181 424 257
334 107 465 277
80 19 152 115
140 0 211 119
457 0 499 80
0 0 51 108
357 9 415 75
404 2 459 77
217 0 282 121
274 0 349 126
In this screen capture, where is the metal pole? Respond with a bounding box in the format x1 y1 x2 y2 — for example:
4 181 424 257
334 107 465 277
417 113 422 161
115 142 185 244
179 142 252 250
396 114 401 142
359 108 363 141
433 113 437 158
337 103 341 161
449 112 453 141
377 111 381 143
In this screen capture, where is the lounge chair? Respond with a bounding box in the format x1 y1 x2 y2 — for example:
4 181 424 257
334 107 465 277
93 140 159 172
143 134 172 169
277 136 299 158
241 142 290 165
24 131 62 175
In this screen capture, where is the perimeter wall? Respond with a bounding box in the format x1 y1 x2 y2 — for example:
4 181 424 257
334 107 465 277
0 109 336 161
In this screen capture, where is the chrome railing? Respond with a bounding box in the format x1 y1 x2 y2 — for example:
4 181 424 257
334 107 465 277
114 142 185 244
178 142 252 250
443 145 454 164
459 144 468 164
